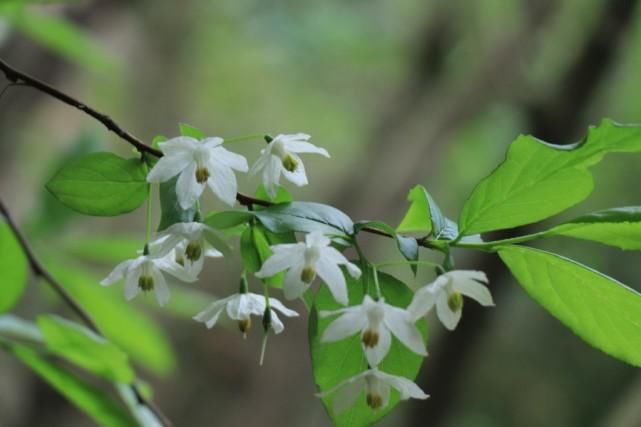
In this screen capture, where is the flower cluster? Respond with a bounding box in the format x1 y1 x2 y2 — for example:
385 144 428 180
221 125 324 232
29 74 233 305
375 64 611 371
99 127 495 417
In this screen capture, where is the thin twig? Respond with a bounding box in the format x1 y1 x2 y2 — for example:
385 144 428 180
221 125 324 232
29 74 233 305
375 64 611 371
0 198 173 427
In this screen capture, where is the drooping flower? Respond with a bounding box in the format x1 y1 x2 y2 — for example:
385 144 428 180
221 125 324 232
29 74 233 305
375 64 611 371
151 222 226 277
249 133 329 198
147 136 248 208
320 295 426 366
255 231 361 305
193 292 299 336
317 367 429 413
100 250 196 306
408 270 493 330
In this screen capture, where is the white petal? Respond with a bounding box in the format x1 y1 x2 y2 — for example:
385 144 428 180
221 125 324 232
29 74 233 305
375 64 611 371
279 133 311 142
146 153 192 183
151 267 170 306
321 310 366 343
407 286 438 321
124 268 140 301
201 137 224 149
383 306 427 356
255 248 302 278
249 150 269 175
316 257 348 306
268 298 299 317
158 136 198 156
226 293 264 320
100 259 132 286
207 163 237 206
453 276 494 307
283 264 308 300
447 270 488 284
435 292 461 330
306 231 331 248
364 326 392 367
284 140 330 157
176 162 205 209
317 372 368 414
155 257 198 283
374 370 429 400
193 298 230 328
262 156 282 197
281 154 308 186
270 310 285 334
211 146 249 172
346 263 362 279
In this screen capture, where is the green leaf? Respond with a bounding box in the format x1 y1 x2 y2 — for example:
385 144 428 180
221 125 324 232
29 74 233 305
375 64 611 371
0 221 28 312
254 202 354 236
157 176 198 231
396 185 432 234
459 120 641 235
204 211 253 230
355 221 419 274
0 5 116 72
45 261 175 376
1 341 137 427
256 184 293 203
240 225 284 287
46 152 148 216
499 245 641 367
61 234 142 264
179 123 205 140
546 207 641 251
310 269 427 427
38 315 134 383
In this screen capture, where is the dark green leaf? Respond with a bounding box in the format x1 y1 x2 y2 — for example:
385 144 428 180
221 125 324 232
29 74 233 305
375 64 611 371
459 120 641 235
157 176 198 231
1 341 137 427
0 222 28 312
38 315 134 383
500 245 641 367
310 269 427 427
46 152 148 216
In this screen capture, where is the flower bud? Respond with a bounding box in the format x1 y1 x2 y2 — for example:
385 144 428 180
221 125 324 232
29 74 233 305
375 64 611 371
138 274 154 292
447 291 464 312
301 266 317 284
185 241 203 261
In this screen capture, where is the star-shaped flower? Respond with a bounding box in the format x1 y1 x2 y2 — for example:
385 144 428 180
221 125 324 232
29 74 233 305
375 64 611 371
320 295 426 366
151 222 226 277
193 292 299 335
249 133 329 198
255 231 361 305
317 367 429 413
407 270 493 330
100 251 196 306
147 136 248 208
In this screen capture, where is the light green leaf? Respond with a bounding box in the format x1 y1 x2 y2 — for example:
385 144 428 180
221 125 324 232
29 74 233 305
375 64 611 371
254 201 354 236
178 123 205 140
1 341 137 427
240 225 284 287
547 207 641 251
256 184 293 203
46 152 148 216
61 235 142 264
396 185 432 234
0 221 28 312
38 315 134 383
459 120 641 235
204 211 253 230
499 245 641 367
310 269 427 427
157 176 198 231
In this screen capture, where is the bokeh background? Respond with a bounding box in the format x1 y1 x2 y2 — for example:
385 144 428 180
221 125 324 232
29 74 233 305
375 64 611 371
1 0 641 426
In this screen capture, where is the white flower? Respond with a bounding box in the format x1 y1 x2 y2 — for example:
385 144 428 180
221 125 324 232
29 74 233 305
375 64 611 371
408 270 493 330
193 292 299 335
320 295 426 367
151 222 226 277
249 133 329 198
100 252 196 306
147 136 248 208
255 231 361 305
317 367 429 413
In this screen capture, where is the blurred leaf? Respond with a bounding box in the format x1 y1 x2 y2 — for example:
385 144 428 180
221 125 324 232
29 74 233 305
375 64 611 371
0 5 115 72
499 246 641 368
546 207 641 250
62 235 142 264
256 184 293 203
38 315 134 383
459 120 641 235
1 341 137 427
44 260 175 376
46 152 148 216
157 176 198 231
254 201 354 236
116 383 162 427
178 123 205 140
0 221 28 312
355 220 418 274
309 269 426 427
0 315 42 342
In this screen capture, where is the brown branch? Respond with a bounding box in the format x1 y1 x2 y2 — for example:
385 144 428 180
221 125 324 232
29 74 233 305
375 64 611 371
0 198 173 427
